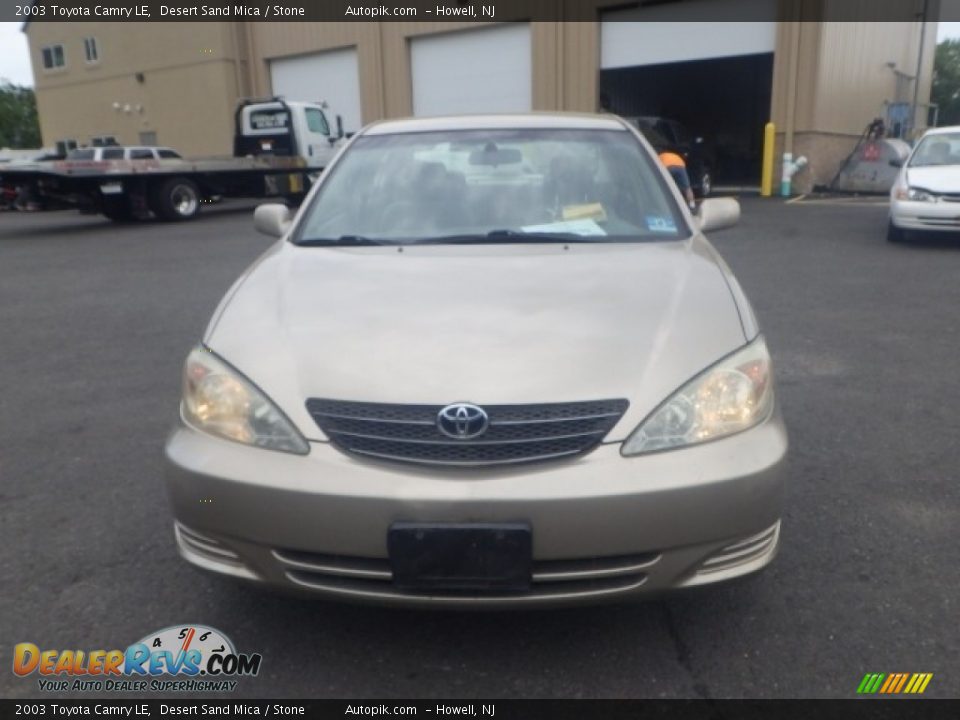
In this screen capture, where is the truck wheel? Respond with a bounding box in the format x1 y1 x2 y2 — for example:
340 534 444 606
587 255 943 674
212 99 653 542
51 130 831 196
152 177 201 221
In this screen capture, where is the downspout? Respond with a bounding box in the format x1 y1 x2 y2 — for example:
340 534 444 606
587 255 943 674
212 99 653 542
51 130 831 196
911 0 929 136
780 19 805 195
230 23 244 98
784 20 801 159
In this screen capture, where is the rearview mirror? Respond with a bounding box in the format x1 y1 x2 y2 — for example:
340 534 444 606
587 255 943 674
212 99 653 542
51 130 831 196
889 158 904 168
469 147 522 166
254 203 293 238
697 197 740 233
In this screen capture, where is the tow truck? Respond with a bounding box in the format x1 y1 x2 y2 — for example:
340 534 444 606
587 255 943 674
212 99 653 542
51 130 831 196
0 98 345 222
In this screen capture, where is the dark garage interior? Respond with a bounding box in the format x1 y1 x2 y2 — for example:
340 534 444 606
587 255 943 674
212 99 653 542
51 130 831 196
600 53 774 186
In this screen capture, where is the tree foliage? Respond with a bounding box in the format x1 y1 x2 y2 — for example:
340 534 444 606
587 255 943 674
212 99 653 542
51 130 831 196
0 81 42 148
933 39 960 126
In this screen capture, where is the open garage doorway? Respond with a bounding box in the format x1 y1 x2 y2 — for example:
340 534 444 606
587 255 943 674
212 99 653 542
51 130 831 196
600 53 773 188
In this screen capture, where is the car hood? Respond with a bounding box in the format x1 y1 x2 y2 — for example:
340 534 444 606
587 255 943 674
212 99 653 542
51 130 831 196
904 165 960 193
206 237 749 442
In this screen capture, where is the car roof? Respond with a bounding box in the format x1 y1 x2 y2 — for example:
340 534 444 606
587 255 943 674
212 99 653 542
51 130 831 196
363 113 629 136
919 126 960 137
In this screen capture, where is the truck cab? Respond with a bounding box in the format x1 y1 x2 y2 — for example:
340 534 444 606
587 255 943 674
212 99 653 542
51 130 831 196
235 99 342 171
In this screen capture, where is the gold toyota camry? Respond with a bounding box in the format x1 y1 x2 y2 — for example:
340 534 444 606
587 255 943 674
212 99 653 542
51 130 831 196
164 113 787 607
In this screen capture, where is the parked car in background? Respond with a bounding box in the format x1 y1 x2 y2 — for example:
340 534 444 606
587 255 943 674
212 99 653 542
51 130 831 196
164 113 786 608
66 145 183 161
1 152 64 211
626 116 712 198
888 126 960 242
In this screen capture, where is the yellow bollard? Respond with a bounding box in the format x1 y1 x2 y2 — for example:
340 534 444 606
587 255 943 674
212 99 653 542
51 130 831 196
761 122 775 197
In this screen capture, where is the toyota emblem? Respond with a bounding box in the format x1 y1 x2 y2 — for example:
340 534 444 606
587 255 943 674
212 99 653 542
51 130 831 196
436 403 489 440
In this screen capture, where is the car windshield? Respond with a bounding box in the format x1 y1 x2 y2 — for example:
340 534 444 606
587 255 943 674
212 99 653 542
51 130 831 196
295 128 687 246
909 133 960 167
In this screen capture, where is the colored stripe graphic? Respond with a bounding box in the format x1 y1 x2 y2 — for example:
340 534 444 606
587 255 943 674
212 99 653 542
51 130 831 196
893 673 910 693
857 673 932 694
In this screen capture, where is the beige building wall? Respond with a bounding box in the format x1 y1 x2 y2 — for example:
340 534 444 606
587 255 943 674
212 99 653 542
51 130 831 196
768 0 937 192
26 22 249 155
26 7 937 193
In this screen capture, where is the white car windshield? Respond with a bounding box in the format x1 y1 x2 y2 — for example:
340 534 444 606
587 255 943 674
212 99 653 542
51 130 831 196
909 133 960 167
295 128 687 246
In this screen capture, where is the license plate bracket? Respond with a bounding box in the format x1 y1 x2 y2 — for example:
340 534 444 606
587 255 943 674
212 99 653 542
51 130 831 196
388 523 532 593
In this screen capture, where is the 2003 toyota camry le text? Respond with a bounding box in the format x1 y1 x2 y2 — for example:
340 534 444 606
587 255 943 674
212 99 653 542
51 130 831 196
163 113 788 607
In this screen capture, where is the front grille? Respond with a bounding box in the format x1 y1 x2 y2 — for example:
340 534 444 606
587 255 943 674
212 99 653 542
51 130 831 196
272 548 659 600
918 216 960 226
306 398 629 467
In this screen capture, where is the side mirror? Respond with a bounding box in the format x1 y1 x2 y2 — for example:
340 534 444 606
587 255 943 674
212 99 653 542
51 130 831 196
697 197 740 233
889 158 904 168
254 203 293 238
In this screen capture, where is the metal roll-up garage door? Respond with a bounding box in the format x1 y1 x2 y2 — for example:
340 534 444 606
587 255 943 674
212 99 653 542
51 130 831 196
601 0 776 69
270 47 363 135
600 0 777 186
410 24 532 117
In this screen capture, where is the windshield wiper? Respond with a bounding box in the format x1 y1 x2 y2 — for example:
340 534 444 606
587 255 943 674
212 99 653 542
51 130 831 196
296 235 394 247
415 230 597 245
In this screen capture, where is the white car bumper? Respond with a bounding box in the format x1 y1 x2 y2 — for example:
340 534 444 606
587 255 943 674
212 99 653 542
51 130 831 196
890 198 960 232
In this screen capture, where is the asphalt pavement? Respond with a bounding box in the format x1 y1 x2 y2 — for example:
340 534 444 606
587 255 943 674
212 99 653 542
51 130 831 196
1 197 957 699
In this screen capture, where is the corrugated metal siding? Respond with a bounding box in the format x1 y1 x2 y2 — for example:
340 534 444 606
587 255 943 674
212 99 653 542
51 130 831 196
814 20 927 133
561 21 599 112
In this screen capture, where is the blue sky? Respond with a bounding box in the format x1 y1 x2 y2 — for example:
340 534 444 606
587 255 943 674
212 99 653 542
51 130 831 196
0 23 32 85
3 20 960 88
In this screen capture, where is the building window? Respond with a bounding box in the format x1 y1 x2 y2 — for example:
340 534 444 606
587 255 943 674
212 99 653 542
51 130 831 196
83 37 99 63
41 45 66 70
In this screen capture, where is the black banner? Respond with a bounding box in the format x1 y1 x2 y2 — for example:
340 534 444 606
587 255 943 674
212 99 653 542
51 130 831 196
2 700 960 720
2 0 952 24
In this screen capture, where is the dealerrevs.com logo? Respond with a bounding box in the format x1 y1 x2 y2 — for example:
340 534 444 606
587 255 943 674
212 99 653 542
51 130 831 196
13 624 262 693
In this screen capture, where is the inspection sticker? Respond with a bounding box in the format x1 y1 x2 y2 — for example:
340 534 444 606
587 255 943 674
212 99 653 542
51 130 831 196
645 216 677 233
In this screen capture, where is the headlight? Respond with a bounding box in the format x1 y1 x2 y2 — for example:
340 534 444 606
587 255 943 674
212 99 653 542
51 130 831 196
895 187 936 202
621 336 774 456
181 346 309 455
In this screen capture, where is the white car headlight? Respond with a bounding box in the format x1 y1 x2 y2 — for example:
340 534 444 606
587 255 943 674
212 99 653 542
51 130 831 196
621 336 774 456
181 346 309 455
895 186 936 202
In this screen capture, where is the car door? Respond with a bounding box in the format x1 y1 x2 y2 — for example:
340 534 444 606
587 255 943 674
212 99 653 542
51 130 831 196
302 107 336 169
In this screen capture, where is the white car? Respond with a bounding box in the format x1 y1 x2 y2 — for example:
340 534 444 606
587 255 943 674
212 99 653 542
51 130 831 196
889 126 960 242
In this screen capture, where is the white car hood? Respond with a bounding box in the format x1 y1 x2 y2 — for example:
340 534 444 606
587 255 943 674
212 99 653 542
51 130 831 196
206 237 749 442
904 165 960 193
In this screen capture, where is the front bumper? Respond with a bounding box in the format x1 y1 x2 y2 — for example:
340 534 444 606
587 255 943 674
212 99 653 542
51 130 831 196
890 198 960 232
164 412 788 608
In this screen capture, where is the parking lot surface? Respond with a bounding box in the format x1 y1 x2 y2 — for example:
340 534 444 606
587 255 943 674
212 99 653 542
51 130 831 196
1 197 958 699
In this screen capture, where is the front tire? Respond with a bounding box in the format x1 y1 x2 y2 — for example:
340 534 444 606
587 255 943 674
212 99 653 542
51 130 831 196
887 221 907 243
697 170 711 198
151 177 201 221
